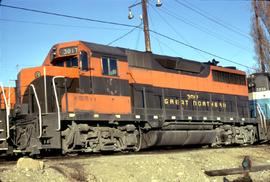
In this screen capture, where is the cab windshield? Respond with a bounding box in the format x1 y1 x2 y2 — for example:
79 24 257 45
52 56 78 68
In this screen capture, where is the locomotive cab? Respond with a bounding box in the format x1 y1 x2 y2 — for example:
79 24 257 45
17 41 131 115
49 43 90 95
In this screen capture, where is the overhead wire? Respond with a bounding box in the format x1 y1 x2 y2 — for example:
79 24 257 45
174 0 251 40
0 18 131 31
107 22 142 46
151 33 184 57
135 23 142 50
128 1 143 50
150 29 253 69
158 5 251 52
149 2 207 59
183 0 247 33
0 3 255 70
0 4 138 29
147 5 164 54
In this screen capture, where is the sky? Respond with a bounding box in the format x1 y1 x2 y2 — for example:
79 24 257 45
0 0 255 86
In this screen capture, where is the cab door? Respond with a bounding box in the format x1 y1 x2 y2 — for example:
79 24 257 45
79 51 92 93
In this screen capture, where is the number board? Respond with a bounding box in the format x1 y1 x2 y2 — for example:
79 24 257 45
59 46 78 56
256 87 267 92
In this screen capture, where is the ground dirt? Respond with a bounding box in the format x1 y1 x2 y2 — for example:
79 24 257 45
1 145 270 182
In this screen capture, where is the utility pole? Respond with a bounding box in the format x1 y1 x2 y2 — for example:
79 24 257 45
128 0 162 53
141 0 151 52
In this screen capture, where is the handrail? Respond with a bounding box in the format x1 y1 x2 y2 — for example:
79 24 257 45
43 67 48 113
30 84 42 138
256 105 263 129
52 76 65 131
8 80 15 110
256 104 267 133
256 104 264 129
259 104 267 131
267 104 270 118
8 85 10 109
0 83 10 139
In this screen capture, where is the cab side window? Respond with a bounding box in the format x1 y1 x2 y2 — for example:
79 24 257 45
102 57 118 76
80 51 88 71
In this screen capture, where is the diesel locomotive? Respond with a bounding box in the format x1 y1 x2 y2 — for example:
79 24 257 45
0 40 268 155
248 73 270 139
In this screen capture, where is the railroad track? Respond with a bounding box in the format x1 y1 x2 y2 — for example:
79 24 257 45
0 144 269 166
41 145 213 163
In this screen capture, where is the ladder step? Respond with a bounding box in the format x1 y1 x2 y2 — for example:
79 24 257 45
0 148 8 150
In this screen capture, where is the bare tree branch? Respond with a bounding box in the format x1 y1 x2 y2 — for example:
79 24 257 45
251 0 270 72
